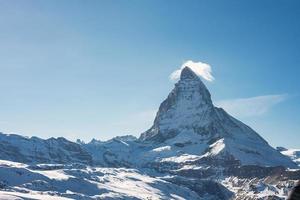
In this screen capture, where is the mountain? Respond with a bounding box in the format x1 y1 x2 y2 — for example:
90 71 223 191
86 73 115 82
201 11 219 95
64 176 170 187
0 66 299 199
140 66 296 168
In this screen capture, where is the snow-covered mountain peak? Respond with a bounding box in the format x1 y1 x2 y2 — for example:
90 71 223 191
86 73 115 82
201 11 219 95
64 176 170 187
139 68 296 168
139 67 215 142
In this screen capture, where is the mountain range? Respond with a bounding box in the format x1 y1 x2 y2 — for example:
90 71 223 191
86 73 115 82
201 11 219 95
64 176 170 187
0 67 299 199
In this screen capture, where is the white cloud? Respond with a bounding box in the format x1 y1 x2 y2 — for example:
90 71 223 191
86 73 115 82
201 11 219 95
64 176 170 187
170 60 214 81
214 94 288 118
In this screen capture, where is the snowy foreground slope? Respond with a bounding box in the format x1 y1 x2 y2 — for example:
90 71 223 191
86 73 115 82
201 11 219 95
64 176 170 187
0 160 200 200
0 158 298 200
0 67 299 199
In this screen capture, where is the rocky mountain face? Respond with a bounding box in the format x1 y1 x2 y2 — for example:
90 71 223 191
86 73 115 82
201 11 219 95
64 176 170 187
140 66 215 142
0 67 299 199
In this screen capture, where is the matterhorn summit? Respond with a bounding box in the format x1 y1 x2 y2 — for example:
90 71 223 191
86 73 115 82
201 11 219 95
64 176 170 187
140 66 214 142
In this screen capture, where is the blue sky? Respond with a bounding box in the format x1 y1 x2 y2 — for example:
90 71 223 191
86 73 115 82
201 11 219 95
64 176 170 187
0 0 299 148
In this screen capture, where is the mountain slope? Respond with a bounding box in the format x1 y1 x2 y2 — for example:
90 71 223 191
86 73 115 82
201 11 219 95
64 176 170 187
0 160 204 200
0 133 92 165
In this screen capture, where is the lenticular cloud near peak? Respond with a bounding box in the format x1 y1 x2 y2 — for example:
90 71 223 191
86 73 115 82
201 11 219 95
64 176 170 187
170 60 215 81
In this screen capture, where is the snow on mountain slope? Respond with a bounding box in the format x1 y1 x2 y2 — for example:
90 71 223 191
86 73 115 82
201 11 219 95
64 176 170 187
279 148 300 167
221 176 297 199
81 136 142 167
0 133 92 165
0 160 201 200
139 67 296 168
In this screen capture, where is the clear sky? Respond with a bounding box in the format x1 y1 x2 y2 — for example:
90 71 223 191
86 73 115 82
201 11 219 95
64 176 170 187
0 0 299 148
